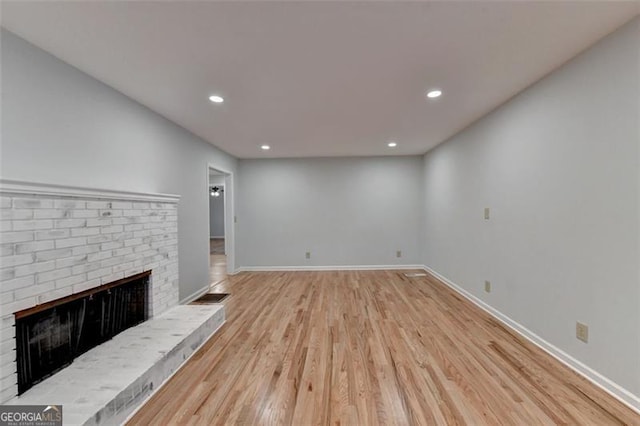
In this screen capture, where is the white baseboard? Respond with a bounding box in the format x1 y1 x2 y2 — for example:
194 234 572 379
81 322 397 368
179 285 210 305
422 265 640 414
235 264 424 272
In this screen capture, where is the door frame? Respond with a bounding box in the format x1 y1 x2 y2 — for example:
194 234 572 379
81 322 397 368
207 164 235 274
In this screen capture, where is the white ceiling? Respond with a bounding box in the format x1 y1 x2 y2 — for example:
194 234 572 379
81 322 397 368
2 1 638 159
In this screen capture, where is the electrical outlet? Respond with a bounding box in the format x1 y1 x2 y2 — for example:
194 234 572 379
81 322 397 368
396 250 402 258
484 207 490 220
576 322 589 343
305 251 311 259
484 280 491 293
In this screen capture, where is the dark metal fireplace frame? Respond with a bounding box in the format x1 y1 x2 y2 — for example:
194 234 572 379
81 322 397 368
14 271 151 394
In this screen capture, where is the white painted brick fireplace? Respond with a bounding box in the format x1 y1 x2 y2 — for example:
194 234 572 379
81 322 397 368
0 180 180 403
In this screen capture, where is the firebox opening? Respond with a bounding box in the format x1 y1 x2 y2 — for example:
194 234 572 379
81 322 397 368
14 271 151 394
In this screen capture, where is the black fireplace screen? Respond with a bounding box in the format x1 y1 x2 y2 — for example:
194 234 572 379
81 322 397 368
15 271 150 394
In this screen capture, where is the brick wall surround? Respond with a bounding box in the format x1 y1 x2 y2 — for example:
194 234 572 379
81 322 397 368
0 180 180 402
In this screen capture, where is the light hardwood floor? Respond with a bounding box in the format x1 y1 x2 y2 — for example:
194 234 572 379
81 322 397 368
209 254 227 288
210 238 225 255
128 270 639 425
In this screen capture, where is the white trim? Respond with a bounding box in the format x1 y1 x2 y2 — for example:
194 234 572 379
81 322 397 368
179 284 211 305
0 179 179 203
122 318 226 424
235 264 424 272
422 265 640 414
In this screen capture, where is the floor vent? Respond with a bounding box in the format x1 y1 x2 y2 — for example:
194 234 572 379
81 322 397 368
193 293 230 304
404 272 428 278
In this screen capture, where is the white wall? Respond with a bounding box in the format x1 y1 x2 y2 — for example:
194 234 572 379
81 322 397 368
237 156 423 268
209 175 225 186
0 30 238 301
422 18 639 400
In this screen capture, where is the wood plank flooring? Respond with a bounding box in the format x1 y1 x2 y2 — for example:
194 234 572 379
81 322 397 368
210 238 225 254
208 254 227 287
128 270 639 425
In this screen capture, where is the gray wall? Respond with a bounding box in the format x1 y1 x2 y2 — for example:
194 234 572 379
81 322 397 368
422 19 639 396
237 156 423 268
1 30 238 302
209 187 225 238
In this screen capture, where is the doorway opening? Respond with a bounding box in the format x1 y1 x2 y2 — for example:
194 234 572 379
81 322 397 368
208 166 233 289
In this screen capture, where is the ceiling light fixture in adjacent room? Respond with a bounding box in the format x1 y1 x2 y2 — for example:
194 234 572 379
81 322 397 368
208 95 224 103
261 145 271 150
426 89 442 99
387 141 397 148
210 186 223 197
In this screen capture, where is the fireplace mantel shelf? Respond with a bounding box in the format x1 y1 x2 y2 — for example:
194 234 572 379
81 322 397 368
0 179 180 203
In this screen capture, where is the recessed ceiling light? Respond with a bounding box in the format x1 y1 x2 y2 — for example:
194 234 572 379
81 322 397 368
387 141 397 148
209 95 224 103
261 145 270 150
427 89 442 99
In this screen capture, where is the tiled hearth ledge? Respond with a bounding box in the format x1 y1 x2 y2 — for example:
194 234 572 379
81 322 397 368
7 304 226 426
0 179 181 403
